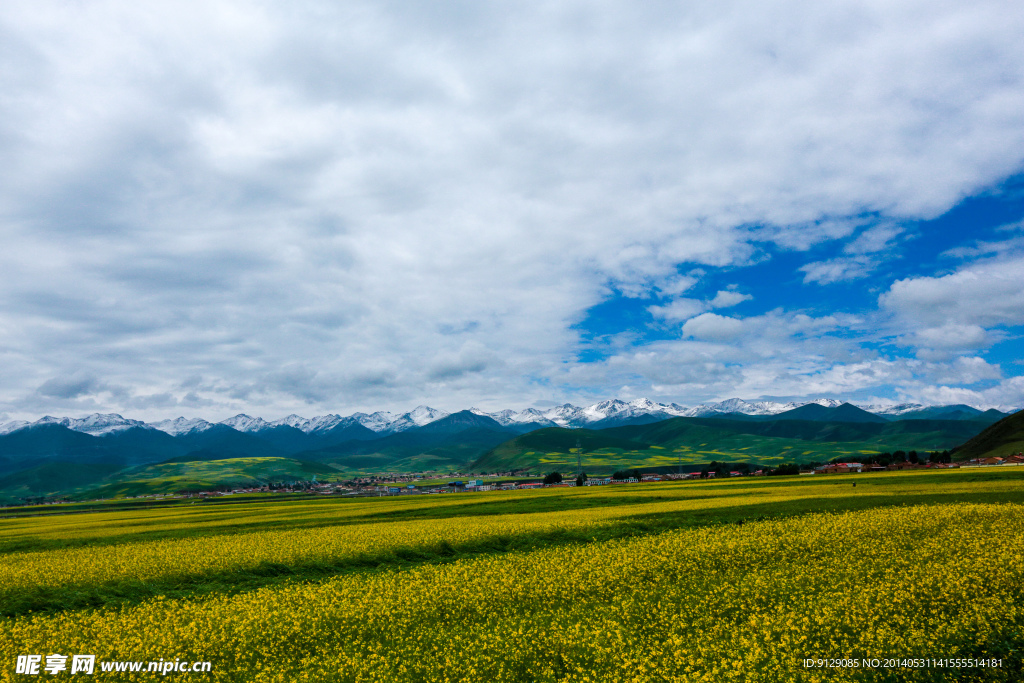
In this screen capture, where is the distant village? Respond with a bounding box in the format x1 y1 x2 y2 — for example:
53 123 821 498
139 451 1024 500
10 452 1022 507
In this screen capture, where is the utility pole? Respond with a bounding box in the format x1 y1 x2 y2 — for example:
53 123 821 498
575 438 582 481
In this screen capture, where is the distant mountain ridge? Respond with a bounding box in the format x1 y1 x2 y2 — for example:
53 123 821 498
768 403 889 423
1 397 1016 439
1 398 1017 502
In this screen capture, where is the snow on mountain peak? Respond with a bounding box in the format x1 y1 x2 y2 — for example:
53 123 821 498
469 408 557 426
469 407 496 417
410 405 448 423
220 414 269 433
705 399 800 416
714 398 750 413
858 403 924 415
0 420 29 435
808 398 844 408
506 408 556 425
627 398 660 411
150 417 214 436
384 406 450 433
351 411 398 432
76 413 151 435
588 399 631 416
676 398 798 417
470 408 512 425
3 396 955 440
302 415 345 433
570 398 683 423
541 404 588 427
23 413 151 436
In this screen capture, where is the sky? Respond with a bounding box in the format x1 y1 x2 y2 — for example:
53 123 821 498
1 0 1024 421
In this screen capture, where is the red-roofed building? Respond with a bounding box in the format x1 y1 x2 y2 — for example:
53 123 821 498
816 463 864 474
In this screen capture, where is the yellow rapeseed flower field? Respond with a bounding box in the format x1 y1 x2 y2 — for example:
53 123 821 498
2 501 1022 682
0 494 795 599
4 471 1021 603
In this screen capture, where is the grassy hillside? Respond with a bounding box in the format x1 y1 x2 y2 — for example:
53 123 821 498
250 422 380 453
0 424 121 474
472 428 650 473
473 416 992 473
298 427 515 472
891 405 1008 423
607 416 988 448
0 461 123 503
950 409 1024 460
175 425 286 460
0 423 285 476
72 457 339 500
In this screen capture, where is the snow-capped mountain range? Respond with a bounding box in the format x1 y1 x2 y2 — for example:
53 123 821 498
0 413 151 436
0 397 1009 438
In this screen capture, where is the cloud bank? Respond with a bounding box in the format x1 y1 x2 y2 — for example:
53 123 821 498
1 0 1023 418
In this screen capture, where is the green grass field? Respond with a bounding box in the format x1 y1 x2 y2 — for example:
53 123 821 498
483 439 885 473
0 457 341 504
2 468 1023 681
473 420 979 474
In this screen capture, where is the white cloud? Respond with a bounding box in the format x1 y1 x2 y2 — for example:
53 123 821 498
709 290 752 308
648 298 706 322
786 360 914 396
937 356 1002 384
880 255 1024 328
940 234 1024 259
682 313 744 341
655 275 699 297
843 223 905 255
1 0 1024 416
799 256 877 284
649 288 750 323
911 322 989 348
35 375 97 400
566 306 1015 407
912 375 1023 410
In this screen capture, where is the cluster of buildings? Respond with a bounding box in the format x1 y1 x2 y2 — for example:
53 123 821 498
110 452 1024 501
810 453 1024 475
373 472 729 495
372 474 675 495
962 453 1024 466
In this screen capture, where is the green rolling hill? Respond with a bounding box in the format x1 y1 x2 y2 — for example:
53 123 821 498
0 457 339 503
295 427 515 472
471 416 995 474
603 415 989 447
950 410 1024 460
0 461 124 503
471 428 652 473
294 411 523 472
890 405 1007 422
